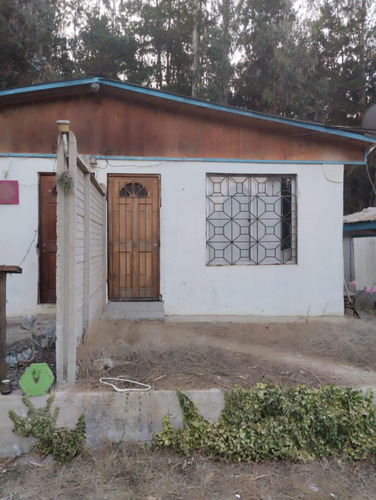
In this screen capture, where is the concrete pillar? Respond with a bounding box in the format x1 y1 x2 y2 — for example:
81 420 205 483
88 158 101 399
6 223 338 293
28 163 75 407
0 267 22 380
83 167 91 331
56 129 78 385
102 190 107 308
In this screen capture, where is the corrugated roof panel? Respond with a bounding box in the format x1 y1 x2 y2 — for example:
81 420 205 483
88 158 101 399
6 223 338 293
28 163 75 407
343 207 376 223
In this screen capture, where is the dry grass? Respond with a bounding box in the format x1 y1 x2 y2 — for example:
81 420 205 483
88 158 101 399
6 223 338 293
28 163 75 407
76 335 334 391
192 315 376 370
75 315 376 391
2 442 376 500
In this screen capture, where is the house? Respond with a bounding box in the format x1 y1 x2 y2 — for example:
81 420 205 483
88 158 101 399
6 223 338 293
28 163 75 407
343 207 376 289
1 77 375 321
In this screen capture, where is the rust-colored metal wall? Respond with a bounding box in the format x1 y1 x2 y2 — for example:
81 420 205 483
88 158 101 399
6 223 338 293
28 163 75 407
0 89 366 162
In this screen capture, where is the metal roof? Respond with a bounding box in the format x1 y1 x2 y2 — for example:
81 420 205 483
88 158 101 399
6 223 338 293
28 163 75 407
343 207 376 224
343 208 376 237
1 77 376 146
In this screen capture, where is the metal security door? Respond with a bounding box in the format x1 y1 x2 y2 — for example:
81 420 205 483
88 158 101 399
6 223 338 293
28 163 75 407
108 175 160 300
39 173 57 303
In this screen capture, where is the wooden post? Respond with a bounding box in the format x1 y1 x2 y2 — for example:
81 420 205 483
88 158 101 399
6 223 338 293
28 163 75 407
0 266 22 381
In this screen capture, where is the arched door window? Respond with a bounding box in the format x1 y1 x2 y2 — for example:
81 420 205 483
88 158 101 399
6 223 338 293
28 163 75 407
119 182 148 197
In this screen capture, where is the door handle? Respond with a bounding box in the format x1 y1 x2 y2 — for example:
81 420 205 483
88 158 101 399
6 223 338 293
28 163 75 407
42 243 47 254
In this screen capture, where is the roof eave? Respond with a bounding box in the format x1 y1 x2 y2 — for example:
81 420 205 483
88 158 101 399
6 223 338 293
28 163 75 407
1 77 376 146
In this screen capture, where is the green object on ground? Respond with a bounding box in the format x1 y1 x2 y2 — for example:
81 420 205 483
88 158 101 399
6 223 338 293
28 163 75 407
19 363 54 396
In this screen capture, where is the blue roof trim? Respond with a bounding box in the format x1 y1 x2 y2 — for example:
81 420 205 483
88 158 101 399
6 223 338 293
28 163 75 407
347 233 376 239
0 153 56 158
1 77 375 145
96 155 364 165
0 78 98 96
0 153 365 164
343 222 376 232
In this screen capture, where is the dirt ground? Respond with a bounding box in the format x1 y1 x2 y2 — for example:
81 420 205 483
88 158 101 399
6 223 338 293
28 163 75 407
2 313 376 499
76 314 376 391
1 442 376 500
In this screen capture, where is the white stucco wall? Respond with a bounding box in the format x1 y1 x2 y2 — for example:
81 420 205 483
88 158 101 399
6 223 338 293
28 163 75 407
353 237 376 288
1 156 344 318
0 157 56 317
96 160 344 317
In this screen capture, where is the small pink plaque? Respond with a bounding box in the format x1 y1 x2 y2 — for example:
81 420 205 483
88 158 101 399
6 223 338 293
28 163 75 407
0 181 19 204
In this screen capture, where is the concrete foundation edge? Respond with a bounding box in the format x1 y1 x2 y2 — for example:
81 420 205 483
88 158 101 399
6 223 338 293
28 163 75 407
0 388 224 457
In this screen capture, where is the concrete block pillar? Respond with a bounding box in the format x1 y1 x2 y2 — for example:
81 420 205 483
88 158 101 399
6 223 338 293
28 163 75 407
83 169 91 332
56 127 78 385
102 191 107 310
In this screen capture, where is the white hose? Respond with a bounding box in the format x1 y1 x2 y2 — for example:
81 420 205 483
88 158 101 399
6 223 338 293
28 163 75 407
99 376 151 392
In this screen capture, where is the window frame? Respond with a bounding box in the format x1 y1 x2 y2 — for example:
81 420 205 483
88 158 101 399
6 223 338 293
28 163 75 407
206 173 297 266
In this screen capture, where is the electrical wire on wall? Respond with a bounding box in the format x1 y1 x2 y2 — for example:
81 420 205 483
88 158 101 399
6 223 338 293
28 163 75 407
321 164 343 184
90 157 172 170
366 162 376 197
18 227 38 268
2 157 14 179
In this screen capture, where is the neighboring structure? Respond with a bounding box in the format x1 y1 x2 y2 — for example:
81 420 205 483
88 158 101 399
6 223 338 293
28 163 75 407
1 77 376 320
343 207 376 288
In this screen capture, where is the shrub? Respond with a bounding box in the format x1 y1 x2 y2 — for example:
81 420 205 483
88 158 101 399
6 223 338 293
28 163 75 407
9 395 86 464
153 383 376 462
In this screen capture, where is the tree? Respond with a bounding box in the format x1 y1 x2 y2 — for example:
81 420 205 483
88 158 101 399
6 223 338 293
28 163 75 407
231 0 302 115
344 163 376 214
76 9 138 80
304 0 371 125
133 0 195 93
0 0 29 88
196 0 235 103
0 0 72 88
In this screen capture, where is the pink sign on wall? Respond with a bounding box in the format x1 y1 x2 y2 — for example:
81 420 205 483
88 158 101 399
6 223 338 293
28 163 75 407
0 181 19 204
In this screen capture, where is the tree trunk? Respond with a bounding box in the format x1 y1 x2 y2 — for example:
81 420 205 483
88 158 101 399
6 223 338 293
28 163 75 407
220 0 231 104
359 0 366 105
192 0 199 97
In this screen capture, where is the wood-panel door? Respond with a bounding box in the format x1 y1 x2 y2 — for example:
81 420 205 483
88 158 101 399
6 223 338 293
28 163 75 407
39 173 57 303
108 175 160 300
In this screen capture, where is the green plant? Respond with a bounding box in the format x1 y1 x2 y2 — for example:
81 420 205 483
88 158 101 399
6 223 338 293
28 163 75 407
153 390 210 456
9 395 86 464
56 171 74 192
153 383 376 463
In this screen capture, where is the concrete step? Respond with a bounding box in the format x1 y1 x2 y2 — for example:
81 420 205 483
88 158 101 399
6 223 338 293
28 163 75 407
103 301 164 320
0 388 223 456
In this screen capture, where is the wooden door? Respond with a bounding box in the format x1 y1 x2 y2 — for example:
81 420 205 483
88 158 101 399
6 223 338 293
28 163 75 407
39 173 57 303
108 175 160 300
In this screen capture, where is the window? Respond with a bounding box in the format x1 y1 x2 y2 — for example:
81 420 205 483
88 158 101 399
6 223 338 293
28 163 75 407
119 182 148 197
206 174 297 265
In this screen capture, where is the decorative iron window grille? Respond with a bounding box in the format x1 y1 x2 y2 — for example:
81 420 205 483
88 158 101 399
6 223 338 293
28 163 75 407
206 174 297 265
